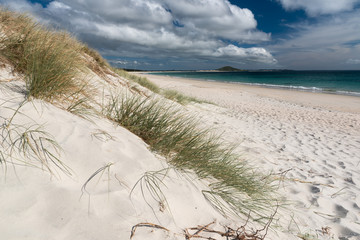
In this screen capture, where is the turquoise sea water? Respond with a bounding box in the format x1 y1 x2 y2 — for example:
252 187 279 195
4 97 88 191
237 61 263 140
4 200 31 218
151 71 360 97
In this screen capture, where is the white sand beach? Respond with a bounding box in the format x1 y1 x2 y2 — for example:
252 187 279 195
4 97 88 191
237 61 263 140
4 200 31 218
138 73 360 239
1 59 359 240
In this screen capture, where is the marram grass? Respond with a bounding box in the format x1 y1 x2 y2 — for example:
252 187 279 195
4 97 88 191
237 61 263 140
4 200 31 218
0 101 71 177
105 94 278 220
82 44 110 68
162 89 205 105
114 68 206 105
114 68 161 94
0 9 86 102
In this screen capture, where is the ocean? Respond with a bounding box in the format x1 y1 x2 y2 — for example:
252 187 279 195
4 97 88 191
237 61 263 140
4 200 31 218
151 71 360 97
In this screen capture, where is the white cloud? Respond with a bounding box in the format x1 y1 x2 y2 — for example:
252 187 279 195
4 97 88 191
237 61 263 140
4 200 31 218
0 0 276 68
163 0 269 42
212 45 277 64
49 1 71 10
55 0 270 42
277 0 360 15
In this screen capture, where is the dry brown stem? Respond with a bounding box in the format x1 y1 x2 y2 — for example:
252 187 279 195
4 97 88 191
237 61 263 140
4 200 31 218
130 222 170 239
130 206 278 240
184 206 278 240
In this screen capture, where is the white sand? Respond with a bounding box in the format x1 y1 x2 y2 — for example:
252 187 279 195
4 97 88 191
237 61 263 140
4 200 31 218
1 62 359 240
0 66 284 240
138 73 360 239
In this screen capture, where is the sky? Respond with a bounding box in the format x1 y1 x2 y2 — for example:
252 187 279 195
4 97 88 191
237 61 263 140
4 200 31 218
1 0 360 70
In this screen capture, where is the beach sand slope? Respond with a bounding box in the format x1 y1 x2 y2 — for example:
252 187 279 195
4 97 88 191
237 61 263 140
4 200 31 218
1 67 293 240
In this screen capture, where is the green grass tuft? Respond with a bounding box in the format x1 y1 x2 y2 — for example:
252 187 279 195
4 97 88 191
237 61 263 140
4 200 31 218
0 98 71 177
0 9 87 102
105 94 277 219
114 68 161 94
1 121 71 176
114 69 206 105
130 168 170 215
162 89 205 105
82 45 110 68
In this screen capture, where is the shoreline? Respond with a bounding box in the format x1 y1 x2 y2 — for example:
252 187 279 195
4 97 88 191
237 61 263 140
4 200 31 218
141 71 360 98
139 73 360 114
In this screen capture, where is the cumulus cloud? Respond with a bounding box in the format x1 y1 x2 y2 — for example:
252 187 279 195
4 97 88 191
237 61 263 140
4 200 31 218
277 0 360 15
0 0 276 69
212 45 277 63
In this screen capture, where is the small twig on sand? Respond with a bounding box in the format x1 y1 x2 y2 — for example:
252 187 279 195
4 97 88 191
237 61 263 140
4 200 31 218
185 220 216 239
184 205 278 240
331 187 347 198
130 206 278 240
130 222 169 239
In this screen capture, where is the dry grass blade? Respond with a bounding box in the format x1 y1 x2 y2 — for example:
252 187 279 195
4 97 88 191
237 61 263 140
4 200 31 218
0 150 6 174
78 163 113 215
91 129 114 142
130 222 169 239
130 168 170 216
130 207 278 240
1 123 71 176
184 221 216 239
0 93 72 176
5 99 27 129
80 162 114 198
185 206 278 240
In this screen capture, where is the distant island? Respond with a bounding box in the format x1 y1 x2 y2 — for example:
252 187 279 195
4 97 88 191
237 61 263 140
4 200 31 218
127 66 296 72
217 66 242 71
216 66 295 72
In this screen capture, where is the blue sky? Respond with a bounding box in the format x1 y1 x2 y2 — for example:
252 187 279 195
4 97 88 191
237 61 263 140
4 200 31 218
1 0 360 70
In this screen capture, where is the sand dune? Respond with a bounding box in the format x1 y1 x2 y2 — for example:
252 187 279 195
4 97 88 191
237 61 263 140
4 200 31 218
1 67 282 240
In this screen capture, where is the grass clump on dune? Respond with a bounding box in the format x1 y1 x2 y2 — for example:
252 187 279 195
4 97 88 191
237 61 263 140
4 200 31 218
162 89 205 105
1 122 71 176
114 69 206 105
114 68 161 94
105 94 277 220
0 100 71 176
0 9 86 102
82 44 110 69
0 9 95 174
